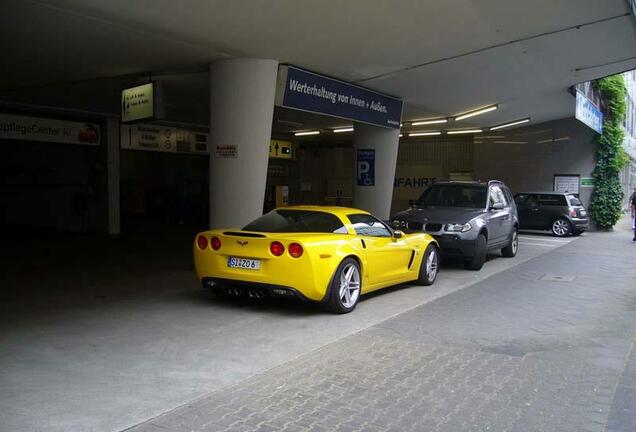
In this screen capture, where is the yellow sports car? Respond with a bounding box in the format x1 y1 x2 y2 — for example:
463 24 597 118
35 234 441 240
193 206 439 313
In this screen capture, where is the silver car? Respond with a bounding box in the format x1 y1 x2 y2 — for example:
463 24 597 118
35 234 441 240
392 180 519 270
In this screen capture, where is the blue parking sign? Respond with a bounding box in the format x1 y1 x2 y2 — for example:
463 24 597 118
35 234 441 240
357 149 375 186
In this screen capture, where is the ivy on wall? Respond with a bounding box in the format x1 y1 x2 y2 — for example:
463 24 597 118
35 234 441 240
589 75 629 229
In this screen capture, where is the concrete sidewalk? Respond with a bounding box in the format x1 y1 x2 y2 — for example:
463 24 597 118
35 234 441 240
129 218 636 432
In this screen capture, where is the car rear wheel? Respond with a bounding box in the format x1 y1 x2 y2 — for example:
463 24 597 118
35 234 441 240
417 244 439 286
551 218 571 237
325 258 361 314
501 229 518 257
466 234 487 271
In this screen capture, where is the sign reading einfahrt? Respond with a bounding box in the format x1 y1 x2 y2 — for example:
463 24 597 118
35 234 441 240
275 66 402 129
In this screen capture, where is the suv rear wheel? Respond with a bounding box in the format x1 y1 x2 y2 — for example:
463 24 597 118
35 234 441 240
501 229 518 257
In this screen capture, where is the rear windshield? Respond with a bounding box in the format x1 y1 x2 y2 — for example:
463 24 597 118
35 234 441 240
417 184 487 208
567 195 582 206
243 210 348 233
538 194 567 206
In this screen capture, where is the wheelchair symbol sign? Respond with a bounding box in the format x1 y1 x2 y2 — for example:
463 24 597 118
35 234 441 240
357 149 375 186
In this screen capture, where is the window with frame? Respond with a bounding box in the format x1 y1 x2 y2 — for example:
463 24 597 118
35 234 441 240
489 185 507 207
347 214 392 237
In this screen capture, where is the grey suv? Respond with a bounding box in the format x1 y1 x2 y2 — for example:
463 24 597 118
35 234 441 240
392 180 519 270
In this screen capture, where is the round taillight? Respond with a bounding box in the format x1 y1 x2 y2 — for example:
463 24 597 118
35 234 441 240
270 241 284 256
211 236 221 251
196 235 208 250
288 243 303 258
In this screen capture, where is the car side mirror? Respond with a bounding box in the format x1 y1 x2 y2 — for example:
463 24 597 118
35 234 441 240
490 202 504 211
393 230 404 239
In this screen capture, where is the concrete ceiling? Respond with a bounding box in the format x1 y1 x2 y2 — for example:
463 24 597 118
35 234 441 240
1 0 636 132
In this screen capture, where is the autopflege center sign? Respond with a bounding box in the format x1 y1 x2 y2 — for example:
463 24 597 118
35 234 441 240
275 66 402 129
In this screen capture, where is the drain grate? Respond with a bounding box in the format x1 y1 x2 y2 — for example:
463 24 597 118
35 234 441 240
539 273 576 283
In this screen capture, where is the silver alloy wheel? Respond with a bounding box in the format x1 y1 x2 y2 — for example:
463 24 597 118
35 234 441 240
426 248 438 281
511 231 519 254
339 263 361 308
552 219 569 236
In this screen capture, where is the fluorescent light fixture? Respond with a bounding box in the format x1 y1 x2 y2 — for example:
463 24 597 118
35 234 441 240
479 135 505 139
294 131 320 136
490 118 530 131
454 105 498 121
537 136 570 144
409 131 442 137
333 127 354 133
411 118 448 126
399 134 403 137
494 140 528 144
447 129 483 134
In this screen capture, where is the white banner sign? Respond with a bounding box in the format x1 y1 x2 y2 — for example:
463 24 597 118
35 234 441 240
120 124 209 154
554 175 580 194
0 113 100 146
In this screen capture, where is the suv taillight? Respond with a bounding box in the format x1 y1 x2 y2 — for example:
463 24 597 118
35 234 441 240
569 209 577 217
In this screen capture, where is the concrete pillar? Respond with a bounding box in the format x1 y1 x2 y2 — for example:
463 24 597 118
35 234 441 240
209 59 278 228
352 123 400 219
106 117 120 236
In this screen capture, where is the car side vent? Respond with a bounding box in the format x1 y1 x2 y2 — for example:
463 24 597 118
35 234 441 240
360 239 366 248
407 250 415 269
223 231 267 238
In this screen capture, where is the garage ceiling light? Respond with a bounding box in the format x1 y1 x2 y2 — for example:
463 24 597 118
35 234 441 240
333 127 354 133
411 118 448 126
494 140 528 144
454 105 498 121
294 131 320 136
409 131 442 136
490 118 531 131
447 129 483 134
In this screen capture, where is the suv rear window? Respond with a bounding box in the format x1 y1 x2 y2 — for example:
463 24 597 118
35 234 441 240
416 184 487 208
567 195 582 206
243 210 348 233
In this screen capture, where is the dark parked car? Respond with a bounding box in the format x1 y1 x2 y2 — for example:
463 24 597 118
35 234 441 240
513 192 589 237
392 180 519 271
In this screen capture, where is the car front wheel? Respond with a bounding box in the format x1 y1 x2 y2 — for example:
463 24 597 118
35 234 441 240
466 234 487 271
417 244 439 286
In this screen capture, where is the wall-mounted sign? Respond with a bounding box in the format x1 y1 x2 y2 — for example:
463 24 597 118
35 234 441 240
121 124 209 154
0 113 100 146
356 149 375 186
214 144 238 159
275 65 402 129
580 177 594 187
269 139 293 159
575 90 603 134
554 174 580 194
122 83 155 123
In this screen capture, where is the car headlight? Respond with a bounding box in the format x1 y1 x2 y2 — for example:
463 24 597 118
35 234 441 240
392 220 407 228
444 223 472 233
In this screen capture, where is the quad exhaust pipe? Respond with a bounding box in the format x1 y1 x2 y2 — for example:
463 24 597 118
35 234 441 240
225 287 266 299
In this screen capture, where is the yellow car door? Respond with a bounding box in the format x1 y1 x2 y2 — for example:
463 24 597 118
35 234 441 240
346 213 413 290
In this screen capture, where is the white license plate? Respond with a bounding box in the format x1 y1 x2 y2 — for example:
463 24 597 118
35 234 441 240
227 257 261 270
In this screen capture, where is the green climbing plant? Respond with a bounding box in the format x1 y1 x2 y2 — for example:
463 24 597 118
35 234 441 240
589 74 628 229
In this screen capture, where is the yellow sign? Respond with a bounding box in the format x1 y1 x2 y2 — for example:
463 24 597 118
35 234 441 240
122 83 154 122
269 139 293 159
